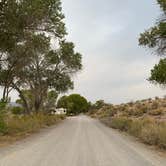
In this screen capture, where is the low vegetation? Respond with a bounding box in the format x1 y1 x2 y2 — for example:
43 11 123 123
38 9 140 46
0 113 65 145
89 97 166 150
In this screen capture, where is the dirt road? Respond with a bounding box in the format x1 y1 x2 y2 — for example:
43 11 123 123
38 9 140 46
0 115 165 166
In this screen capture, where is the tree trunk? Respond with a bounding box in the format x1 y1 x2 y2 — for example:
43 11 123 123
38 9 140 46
2 85 7 102
12 84 30 114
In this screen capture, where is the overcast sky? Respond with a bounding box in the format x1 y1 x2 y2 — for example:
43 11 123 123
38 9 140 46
1 0 165 104
61 0 166 104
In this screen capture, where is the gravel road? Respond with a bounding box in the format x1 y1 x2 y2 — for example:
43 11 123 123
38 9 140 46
0 115 165 166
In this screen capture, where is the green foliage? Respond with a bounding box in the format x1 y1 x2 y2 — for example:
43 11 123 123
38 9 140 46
0 0 82 113
0 100 7 111
139 0 166 56
11 107 24 115
57 96 68 108
109 117 132 131
102 116 166 149
94 100 106 109
149 58 166 86
57 94 89 115
45 91 58 111
0 100 7 134
0 111 7 135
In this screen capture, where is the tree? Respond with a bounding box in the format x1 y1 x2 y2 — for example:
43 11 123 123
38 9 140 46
0 0 82 113
149 58 166 87
57 96 68 108
94 100 106 109
139 0 166 56
44 91 58 111
0 0 67 103
12 34 82 113
57 94 89 115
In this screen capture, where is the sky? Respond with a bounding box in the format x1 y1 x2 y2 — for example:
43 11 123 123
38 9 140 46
61 0 166 104
1 0 165 104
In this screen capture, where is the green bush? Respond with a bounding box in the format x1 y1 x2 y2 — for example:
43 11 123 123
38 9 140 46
0 101 7 111
0 113 7 134
11 107 24 115
0 119 7 134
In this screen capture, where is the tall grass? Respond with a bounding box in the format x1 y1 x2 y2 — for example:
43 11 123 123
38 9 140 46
102 117 166 150
1 114 65 136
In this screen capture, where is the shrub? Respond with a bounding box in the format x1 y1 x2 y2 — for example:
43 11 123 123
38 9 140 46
0 105 7 134
110 117 132 131
11 107 24 115
0 114 7 134
128 120 143 137
140 123 159 145
132 109 144 117
151 101 159 109
0 101 7 111
108 109 117 117
5 114 65 135
158 123 166 149
148 109 163 116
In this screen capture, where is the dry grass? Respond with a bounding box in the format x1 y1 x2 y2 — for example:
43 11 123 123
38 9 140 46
101 116 166 150
90 97 166 150
0 113 65 146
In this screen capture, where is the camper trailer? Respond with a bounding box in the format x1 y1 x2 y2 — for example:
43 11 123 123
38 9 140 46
51 108 67 115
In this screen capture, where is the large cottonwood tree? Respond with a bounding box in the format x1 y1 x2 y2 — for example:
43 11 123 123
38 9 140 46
0 0 82 113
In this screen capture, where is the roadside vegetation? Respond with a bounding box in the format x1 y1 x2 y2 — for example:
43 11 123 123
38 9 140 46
0 98 66 145
0 0 82 144
89 0 166 151
88 98 166 150
57 94 90 115
1 113 65 136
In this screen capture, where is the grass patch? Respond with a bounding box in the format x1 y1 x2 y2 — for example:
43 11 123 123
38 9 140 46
102 116 166 150
0 113 65 145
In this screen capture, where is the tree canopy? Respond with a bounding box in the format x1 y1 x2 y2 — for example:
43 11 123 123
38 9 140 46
139 0 166 88
149 58 166 87
0 0 82 113
139 0 166 56
57 94 89 115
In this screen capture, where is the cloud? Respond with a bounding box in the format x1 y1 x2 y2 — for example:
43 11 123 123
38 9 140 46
1 0 163 104
61 0 164 104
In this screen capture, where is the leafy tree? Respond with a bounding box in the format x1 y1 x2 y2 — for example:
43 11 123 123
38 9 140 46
139 0 166 56
57 96 68 108
57 94 89 115
12 34 81 112
149 58 166 87
0 0 67 102
0 100 7 134
0 0 82 113
94 100 106 109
